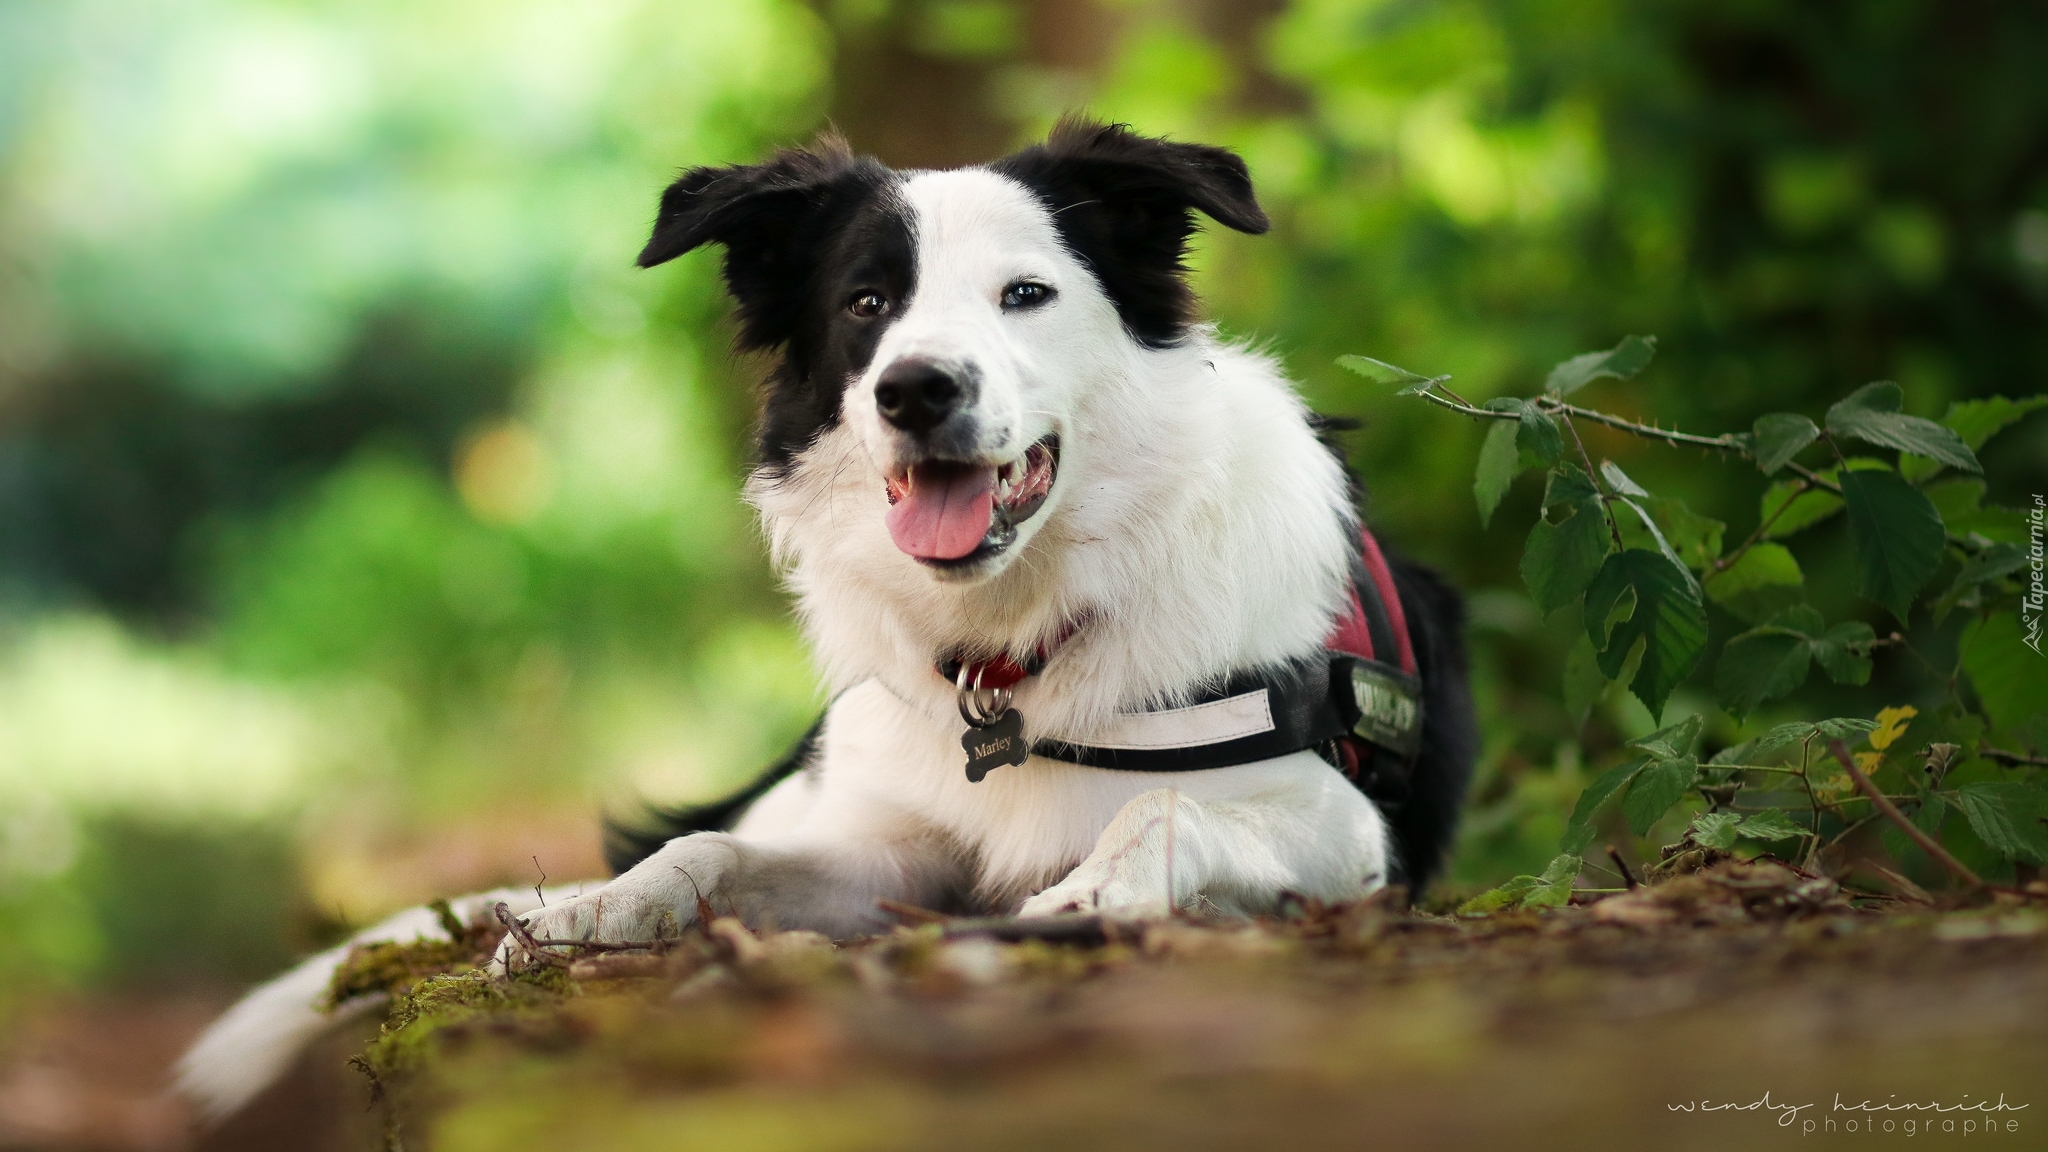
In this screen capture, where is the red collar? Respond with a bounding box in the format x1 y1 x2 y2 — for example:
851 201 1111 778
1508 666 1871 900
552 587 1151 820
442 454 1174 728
935 618 1085 691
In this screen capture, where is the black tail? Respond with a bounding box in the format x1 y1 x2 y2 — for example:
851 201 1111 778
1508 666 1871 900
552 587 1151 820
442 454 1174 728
602 714 826 875
1383 553 1478 895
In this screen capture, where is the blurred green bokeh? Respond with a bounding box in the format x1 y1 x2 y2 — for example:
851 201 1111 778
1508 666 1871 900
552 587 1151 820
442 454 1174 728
1 0 2043 1009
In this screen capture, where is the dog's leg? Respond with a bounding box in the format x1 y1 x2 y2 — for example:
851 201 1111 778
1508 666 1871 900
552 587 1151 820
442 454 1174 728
1015 760 1389 918
495 824 952 967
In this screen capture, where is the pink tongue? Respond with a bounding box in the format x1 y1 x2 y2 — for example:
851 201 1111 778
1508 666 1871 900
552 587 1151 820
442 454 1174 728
887 464 997 560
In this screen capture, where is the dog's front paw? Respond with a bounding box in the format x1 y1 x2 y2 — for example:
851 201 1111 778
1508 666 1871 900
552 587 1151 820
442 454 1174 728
489 877 691 975
1018 868 1172 919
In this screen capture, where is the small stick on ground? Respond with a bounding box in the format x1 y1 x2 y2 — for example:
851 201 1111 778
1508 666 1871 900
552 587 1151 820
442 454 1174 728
1825 740 1984 891
1606 846 1639 889
496 901 572 969
492 902 663 967
876 899 948 925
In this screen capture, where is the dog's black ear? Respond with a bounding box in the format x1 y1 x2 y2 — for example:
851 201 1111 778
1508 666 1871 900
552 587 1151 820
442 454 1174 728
639 131 887 351
994 116 1269 346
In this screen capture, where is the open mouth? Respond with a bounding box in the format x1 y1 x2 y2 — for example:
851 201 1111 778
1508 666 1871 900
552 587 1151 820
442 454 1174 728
883 435 1059 568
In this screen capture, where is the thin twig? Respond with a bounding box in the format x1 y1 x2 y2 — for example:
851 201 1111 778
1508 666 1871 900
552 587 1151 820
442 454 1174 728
1545 399 1744 453
1704 478 1806 586
492 901 663 964
1605 846 1639 889
1409 387 1520 422
494 902 572 968
531 856 548 907
1780 460 1843 495
875 899 948 925
1558 409 1626 550
1984 747 2048 769
1825 741 1984 890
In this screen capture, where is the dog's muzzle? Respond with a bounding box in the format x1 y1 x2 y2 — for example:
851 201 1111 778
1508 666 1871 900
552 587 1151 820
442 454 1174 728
883 434 1059 568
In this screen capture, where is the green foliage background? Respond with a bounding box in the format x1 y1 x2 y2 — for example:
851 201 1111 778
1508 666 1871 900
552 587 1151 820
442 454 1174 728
0 0 2044 1008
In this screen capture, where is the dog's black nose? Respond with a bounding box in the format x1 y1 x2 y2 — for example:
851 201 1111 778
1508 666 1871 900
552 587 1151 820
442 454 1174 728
874 359 968 433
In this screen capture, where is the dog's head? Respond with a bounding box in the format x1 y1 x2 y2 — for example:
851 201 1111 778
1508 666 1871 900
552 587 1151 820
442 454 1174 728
638 118 1268 583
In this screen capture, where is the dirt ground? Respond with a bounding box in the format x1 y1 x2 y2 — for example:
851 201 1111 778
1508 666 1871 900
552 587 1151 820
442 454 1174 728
6 862 2046 1152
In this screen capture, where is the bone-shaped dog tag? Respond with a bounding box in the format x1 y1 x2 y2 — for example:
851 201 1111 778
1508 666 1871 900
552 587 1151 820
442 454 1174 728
962 708 1030 782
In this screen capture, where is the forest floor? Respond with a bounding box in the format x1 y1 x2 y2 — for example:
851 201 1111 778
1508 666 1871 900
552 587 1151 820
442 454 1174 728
7 859 2046 1152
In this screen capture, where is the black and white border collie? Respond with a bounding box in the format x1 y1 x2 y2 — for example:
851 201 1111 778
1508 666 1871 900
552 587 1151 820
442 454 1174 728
179 118 1475 1120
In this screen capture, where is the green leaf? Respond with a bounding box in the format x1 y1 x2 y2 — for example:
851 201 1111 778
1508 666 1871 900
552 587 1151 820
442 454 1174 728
1522 468 1613 613
1904 395 2048 479
1486 398 1566 467
1458 854 1585 913
1704 543 1805 624
1935 542 2029 620
1473 418 1522 528
1734 809 1807 843
1623 756 1697 835
1560 756 1648 853
1523 853 1583 908
1598 459 1650 498
1614 497 1697 588
1724 606 1871 691
1650 498 1724 573
1584 549 1709 718
1814 716 1883 741
1337 354 1432 390
1689 811 1743 850
1518 409 1563 465
1825 381 1982 473
1627 713 1704 760
1960 613 2048 736
1839 467 1946 622
1562 634 1608 729
1459 874 1538 914
1944 395 2048 450
1760 481 1843 539
1708 739 1757 767
1951 782 2048 865
1751 413 1820 474
1924 478 2024 545
1810 621 1877 685
1715 627 1812 716
1942 542 2028 599
1545 335 1658 396
1753 718 1878 755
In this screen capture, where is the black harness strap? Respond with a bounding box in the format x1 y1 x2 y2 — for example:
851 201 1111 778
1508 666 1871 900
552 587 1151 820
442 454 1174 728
1027 537 1424 805
1031 659 1349 772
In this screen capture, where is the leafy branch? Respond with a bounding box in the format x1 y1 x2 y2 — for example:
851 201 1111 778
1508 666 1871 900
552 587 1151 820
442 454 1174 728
1343 342 2048 907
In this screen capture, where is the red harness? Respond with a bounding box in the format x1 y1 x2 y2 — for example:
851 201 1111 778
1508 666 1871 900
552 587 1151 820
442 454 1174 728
1326 527 1418 677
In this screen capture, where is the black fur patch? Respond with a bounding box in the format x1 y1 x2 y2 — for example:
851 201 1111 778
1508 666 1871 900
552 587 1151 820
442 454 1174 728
992 117 1270 347
604 715 825 875
1380 553 1477 895
638 134 917 472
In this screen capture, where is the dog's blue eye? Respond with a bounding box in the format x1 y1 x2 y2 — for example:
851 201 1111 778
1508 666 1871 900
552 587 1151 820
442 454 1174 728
1002 282 1053 310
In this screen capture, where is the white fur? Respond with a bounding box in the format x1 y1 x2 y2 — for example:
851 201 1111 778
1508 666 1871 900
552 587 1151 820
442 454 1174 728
179 164 1385 1120
174 886 568 1122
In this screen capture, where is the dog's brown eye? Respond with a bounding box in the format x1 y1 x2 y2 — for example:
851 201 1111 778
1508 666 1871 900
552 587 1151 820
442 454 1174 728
849 291 889 318
1001 281 1053 310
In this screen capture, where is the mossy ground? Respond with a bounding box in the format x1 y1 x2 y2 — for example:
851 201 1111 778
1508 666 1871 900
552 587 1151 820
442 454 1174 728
336 866 2048 1151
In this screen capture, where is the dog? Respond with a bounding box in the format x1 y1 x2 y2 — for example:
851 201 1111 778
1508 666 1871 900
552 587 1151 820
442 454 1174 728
176 117 1476 1121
